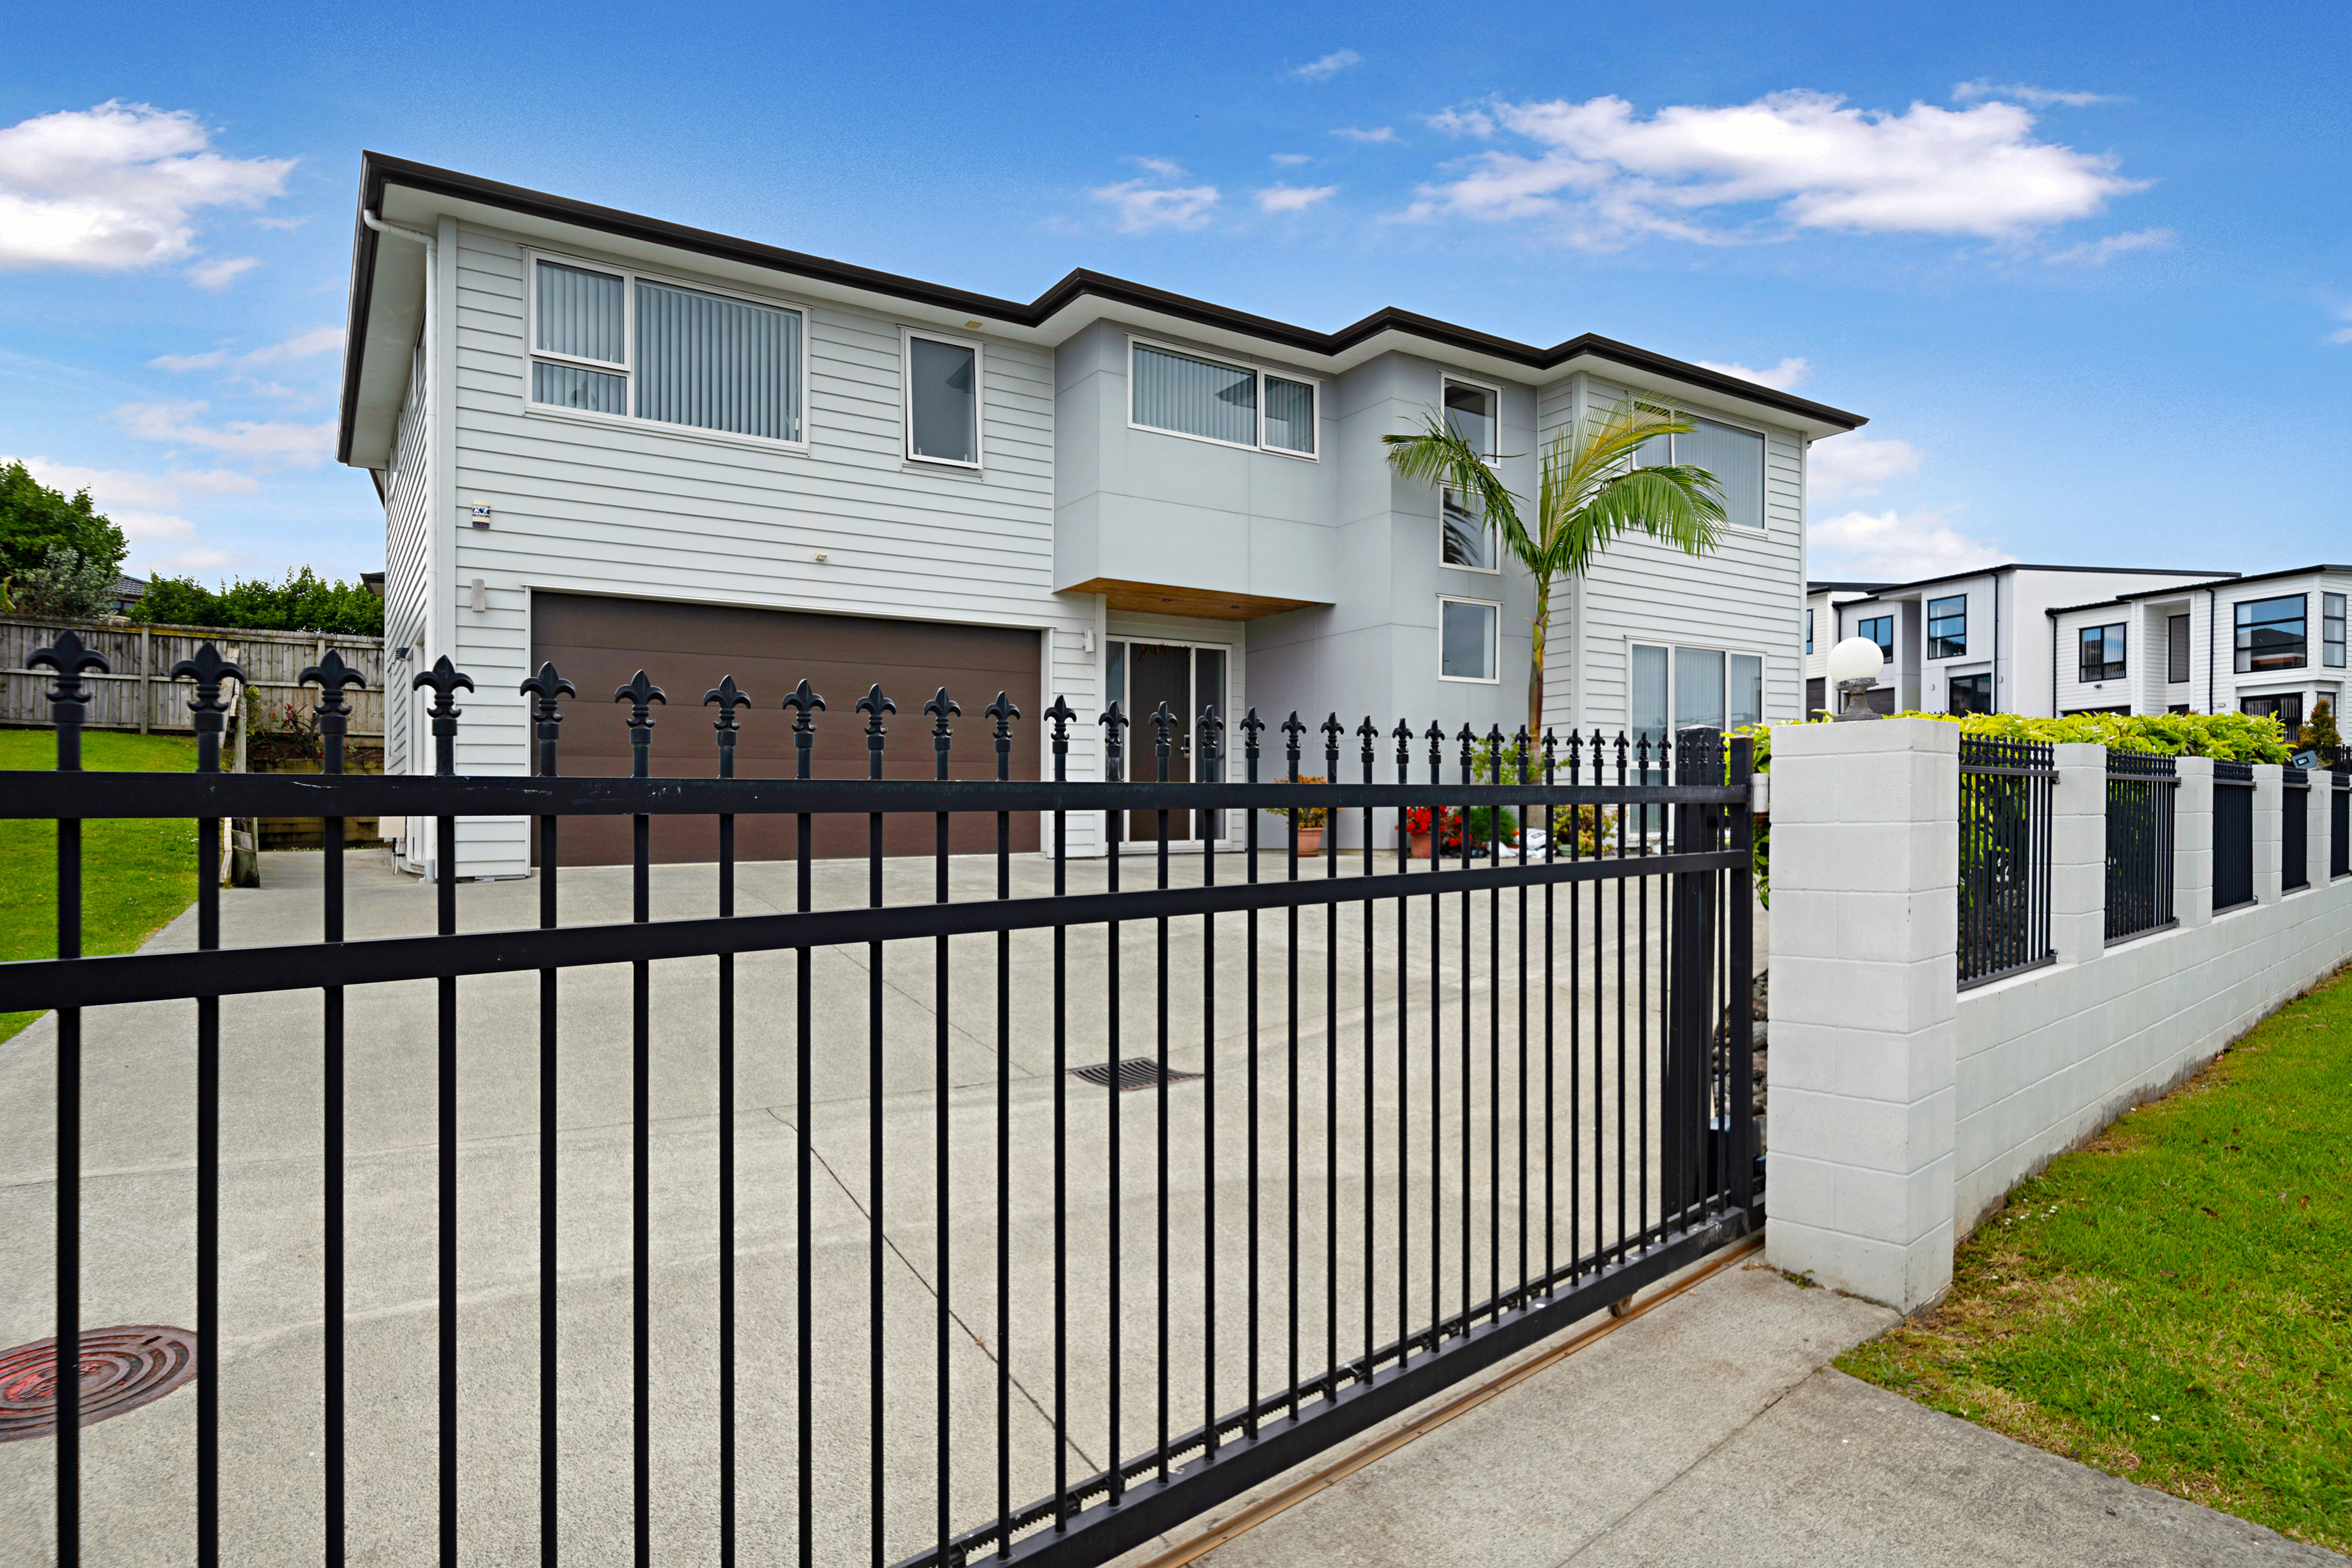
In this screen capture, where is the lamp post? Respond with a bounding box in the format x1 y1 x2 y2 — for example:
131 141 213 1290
1828 636 1887 721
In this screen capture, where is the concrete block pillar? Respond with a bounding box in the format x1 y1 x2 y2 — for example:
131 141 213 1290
2050 743 2107 964
1765 717 1958 1312
2254 764 2283 905
2306 771 2332 887
2175 757 2214 928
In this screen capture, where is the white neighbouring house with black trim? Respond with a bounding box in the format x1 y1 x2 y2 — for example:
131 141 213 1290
337 154 1866 878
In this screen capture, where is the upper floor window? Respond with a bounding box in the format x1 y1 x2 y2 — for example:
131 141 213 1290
1637 412 1765 530
530 256 805 443
1855 614 1893 664
2234 594 2306 673
1440 379 1499 571
1438 596 1499 682
1926 595 1967 660
1129 340 1318 458
905 331 980 467
2079 623 2126 682
2326 594 2346 669
2168 614 2191 683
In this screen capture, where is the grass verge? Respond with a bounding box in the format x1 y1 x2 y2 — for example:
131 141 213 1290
1838 965 2352 1553
0 728 201 1045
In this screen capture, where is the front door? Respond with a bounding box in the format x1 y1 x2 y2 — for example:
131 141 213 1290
1126 642 1195 841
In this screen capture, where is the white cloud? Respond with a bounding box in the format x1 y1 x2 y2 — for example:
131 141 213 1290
1292 49 1362 82
2330 326 2352 347
1334 125 1397 144
115 509 197 541
1256 183 1338 214
0 101 293 273
1809 434 1925 500
1810 507 2012 581
110 400 334 470
1270 152 1314 166
252 215 304 231
4 455 237 565
1089 179 1220 234
1132 156 1188 178
1407 91 2146 247
1952 80 2120 108
152 324 342 374
1695 355 1812 391
2044 226 2175 265
152 545 233 572
187 255 257 290
1426 107 1496 138
170 467 260 494
9 458 181 510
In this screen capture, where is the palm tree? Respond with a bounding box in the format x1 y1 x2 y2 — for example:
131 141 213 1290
1385 398 1728 738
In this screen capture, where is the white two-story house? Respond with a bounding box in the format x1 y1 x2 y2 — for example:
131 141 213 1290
2048 566 2352 730
337 154 1865 875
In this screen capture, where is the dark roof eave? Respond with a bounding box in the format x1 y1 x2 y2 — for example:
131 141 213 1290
337 152 1868 465
2043 564 2352 617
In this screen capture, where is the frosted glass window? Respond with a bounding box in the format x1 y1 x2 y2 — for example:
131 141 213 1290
1729 653 1763 729
1133 344 1257 446
1635 411 1767 530
635 279 801 441
1675 646 1725 735
1630 645 1669 750
1439 600 1497 681
532 362 626 415
535 261 625 364
908 336 978 465
1263 375 1316 454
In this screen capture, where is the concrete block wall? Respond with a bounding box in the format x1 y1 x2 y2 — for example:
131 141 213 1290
1770 723 2352 1312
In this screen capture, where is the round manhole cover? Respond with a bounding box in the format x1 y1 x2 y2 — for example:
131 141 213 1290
0 1326 199 1441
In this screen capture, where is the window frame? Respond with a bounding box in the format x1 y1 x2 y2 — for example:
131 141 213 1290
2234 593 2308 675
2167 613 2192 684
2326 593 2346 669
1436 594 1501 685
1948 671 1993 715
1634 404 1771 530
1124 335 1320 461
2079 622 2127 683
522 246 812 451
1854 613 1894 664
1925 594 1968 661
1627 636 1776 736
1431 374 1506 575
900 325 985 470
1805 607 1813 656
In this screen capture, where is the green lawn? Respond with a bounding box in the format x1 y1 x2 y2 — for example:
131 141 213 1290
1839 966 2352 1554
0 728 201 1044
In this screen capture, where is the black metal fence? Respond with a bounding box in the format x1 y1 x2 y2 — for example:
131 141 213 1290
2284 767 2311 893
1957 736 2055 989
5 638 1757 1567
2105 750 2177 944
2334 763 2350 882
2214 760 2256 913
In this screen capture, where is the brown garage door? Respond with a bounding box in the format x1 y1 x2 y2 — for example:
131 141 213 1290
532 592 1042 864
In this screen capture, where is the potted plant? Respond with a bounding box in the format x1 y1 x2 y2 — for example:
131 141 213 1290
1403 805 1434 859
1266 775 1330 856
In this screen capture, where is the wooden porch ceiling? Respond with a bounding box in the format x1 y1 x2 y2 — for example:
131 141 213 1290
1063 578 1324 622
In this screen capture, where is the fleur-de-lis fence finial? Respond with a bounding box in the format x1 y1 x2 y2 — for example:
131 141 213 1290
410 654 474 777
782 679 826 780
1357 715 1379 775
1321 713 1344 774
1239 707 1265 782
1043 694 1076 783
857 685 896 779
705 675 751 778
301 648 369 775
925 688 961 781
1150 701 1177 782
31 630 110 771
171 642 248 774
1423 719 1445 779
612 670 666 779
1280 711 1306 783
518 662 577 779
985 691 1020 782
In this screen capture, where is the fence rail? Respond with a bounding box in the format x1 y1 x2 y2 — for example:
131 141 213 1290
1957 736 2054 989
0 614 384 738
2105 750 2177 944
2214 760 2256 913
4 638 1756 1567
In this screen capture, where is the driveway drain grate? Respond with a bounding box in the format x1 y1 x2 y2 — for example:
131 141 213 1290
1070 1057 1202 1093
0 1325 199 1442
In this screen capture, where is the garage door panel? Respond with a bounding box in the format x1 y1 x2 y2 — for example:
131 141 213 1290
531 593 1042 864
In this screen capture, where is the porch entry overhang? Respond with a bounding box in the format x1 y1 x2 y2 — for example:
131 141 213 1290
1064 576 1322 621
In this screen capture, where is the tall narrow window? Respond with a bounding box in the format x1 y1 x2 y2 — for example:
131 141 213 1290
2168 614 2192 683
1263 375 1316 455
1805 608 1814 655
1441 380 1499 570
1438 598 1498 682
2079 623 2126 681
1926 595 1967 659
2326 594 2346 668
1730 653 1764 729
2235 595 2307 673
905 334 979 466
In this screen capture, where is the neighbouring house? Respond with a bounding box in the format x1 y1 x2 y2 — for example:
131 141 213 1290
111 575 146 616
2048 565 2352 727
1804 563 2239 718
337 154 1865 877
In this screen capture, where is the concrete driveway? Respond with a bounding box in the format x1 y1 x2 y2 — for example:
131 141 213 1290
1 846 1748 1566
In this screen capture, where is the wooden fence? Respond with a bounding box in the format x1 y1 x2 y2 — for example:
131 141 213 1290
0 616 386 739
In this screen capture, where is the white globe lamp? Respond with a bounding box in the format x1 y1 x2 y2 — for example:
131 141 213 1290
1826 637 1885 721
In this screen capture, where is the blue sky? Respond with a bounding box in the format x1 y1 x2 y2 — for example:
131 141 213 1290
3 0 2346 588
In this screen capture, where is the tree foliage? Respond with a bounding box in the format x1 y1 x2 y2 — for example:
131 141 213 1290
12 546 121 619
134 567 384 636
1737 707 2293 771
0 461 128 587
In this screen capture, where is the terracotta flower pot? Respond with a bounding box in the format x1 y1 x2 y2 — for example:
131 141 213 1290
1295 826 1325 857
1409 831 1431 860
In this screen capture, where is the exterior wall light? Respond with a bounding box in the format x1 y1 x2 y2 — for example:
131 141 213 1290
1828 636 1886 721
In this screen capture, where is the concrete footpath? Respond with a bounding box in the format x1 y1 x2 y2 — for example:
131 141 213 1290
1121 1255 2339 1568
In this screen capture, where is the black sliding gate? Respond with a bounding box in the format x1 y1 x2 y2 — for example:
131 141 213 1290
5 637 1757 1567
